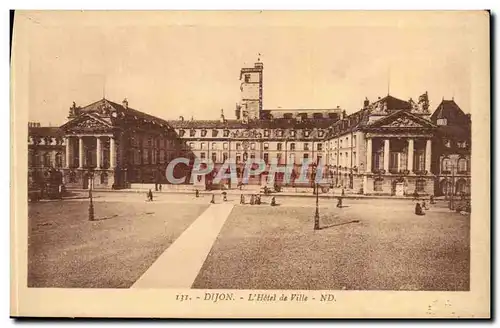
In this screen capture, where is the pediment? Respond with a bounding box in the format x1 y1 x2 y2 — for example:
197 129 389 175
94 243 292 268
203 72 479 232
61 114 113 132
369 111 436 129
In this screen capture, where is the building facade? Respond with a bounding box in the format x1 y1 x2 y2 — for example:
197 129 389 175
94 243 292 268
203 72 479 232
324 94 437 196
27 60 472 196
430 99 471 196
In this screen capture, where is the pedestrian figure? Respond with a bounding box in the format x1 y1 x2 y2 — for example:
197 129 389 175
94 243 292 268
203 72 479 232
270 196 277 206
195 189 199 198
240 194 245 205
429 195 435 204
250 194 255 205
147 189 153 202
415 202 424 216
412 190 419 201
336 196 343 208
58 184 63 199
341 188 345 196
256 195 261 205
210 194 215 204
222 191 227 202
422 200 429 210
159 183 162 192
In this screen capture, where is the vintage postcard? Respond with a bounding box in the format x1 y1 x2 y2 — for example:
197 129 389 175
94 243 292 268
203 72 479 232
10 10 490 318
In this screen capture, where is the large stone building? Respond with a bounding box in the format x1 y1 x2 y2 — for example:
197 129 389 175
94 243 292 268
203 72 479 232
430 99 471 196
324 93 437 196
27 60 471 196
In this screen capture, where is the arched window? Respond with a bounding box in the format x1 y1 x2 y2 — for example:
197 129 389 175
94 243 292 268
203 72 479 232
441 157 451 173
440 179 453 196
457 157 468 173
28 150 34 167
55 153 63 168
43 153 52 167
455 179 468 195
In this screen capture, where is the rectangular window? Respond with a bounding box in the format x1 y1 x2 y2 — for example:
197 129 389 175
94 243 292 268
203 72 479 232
353 152 357 166
303 153 309 160
317 143 323 151
263 153 269 163
276 153 282 164
317 155 322 164
236 143 241 150
304 143 310 151
212 152 217 163
250 142 256 150
223 130 230 137
200 142 205 150
223 152 229 162
264 130 270 137
353 135 357 147
250 153 255 159
289 153 295 164
416 180 426 192
389 152 399 172
290 143 295 151
277 143 283 151
236 154 241 163
244 74 251 83
200 152 206 160
189 142 195 149
264 143 269 150
211 142 217 150
223 142 228 150
374 179 383 191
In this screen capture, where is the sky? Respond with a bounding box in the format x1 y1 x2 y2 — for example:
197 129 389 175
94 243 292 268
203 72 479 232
17 11 486 126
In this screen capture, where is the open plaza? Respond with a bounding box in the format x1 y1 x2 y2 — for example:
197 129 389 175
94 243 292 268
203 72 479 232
28 190 470 291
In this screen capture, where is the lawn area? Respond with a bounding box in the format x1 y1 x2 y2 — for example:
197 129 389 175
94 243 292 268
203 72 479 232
28 200 208 288
192 200 470 291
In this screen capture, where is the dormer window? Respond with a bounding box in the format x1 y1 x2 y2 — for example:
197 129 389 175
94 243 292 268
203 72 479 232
223 129 230 137
264 130 270 137
190 129 196 137
317 130 324 138
444 139 451 148
458 141 467 149
179 129 185 137
201 129 207 137
437 118 448 126
304 130 310 137
277 130 283 137
212 129 218 137
290 130 296 137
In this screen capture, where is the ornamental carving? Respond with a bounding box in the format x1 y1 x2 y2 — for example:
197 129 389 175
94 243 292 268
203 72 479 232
73 117 110 130
382 117 422 128
230 129 260 139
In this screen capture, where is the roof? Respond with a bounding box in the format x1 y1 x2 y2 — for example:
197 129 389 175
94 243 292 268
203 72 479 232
28 126 64 138
436 125 471 141
430 99 470 126
167 118 338 130
372 95 412 111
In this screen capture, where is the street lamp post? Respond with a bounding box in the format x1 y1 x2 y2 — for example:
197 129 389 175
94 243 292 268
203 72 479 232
88 169 94 221
314 182 320 230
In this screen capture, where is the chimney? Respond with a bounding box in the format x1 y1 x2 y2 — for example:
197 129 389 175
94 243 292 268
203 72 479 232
122 98 128 109
220 109 225 123
363 97 370 108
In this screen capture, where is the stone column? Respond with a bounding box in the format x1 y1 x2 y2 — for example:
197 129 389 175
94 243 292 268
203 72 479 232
110 136 116 168
366 138 372 173
78 137 84 168
96 137 102 169
384 139 390 172
65 137 70 168
425 139 432 173
407 139 414 173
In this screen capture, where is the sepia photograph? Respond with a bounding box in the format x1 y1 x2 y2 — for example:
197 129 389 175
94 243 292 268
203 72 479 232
10 10 490 318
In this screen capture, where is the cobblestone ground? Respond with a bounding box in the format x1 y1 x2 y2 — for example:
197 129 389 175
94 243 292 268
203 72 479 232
28 199 208 288
192 198 470 291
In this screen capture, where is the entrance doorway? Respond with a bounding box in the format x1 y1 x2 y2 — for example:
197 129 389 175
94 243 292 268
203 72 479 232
83 173 89 189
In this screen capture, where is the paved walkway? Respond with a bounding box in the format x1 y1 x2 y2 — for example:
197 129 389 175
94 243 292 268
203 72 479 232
131 203 234 289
